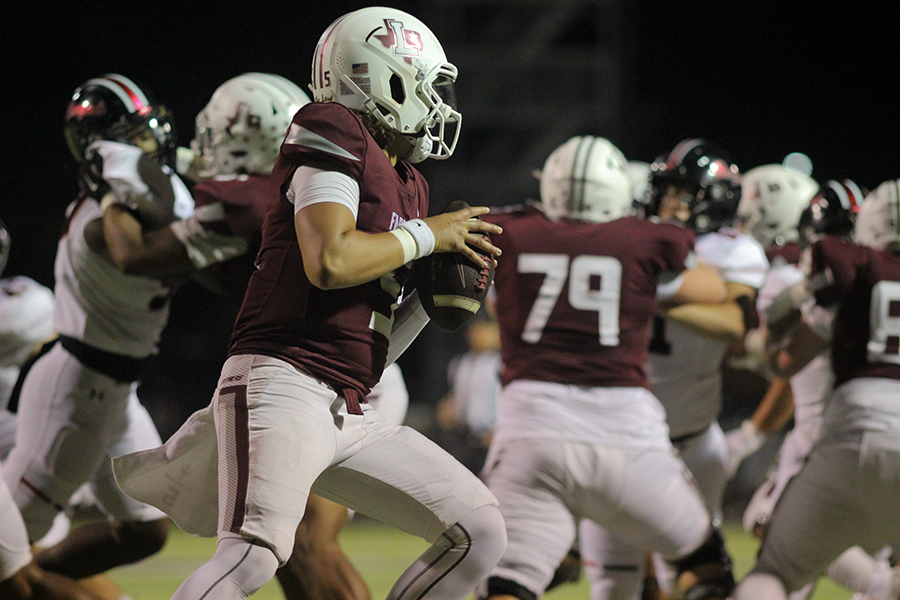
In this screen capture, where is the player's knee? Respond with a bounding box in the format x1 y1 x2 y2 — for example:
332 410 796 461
221 538 280 593
669 528 735 600
456 504 507 568
120 517 170 559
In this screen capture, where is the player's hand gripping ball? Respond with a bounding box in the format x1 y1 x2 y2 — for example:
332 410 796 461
413 201 495 332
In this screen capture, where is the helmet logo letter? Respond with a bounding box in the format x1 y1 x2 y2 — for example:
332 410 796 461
373 19 423 63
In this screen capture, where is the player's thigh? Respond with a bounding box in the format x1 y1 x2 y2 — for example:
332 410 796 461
754 442 865 592
215 355 341 564
3 348 130 525
315 413 498 544
582 446 709 560
93 389 167 521
477 438 580 592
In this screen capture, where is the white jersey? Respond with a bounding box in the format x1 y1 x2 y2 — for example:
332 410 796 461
53 142 193 359
0 276 55 368
0 276 54 409
648 229 769 437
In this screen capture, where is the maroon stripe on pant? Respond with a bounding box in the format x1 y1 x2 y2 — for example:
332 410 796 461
221 384 250 533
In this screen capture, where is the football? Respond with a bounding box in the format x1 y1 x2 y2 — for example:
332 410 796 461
412 201 495 333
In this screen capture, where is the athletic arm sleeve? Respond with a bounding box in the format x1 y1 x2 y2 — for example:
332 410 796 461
287 165 360 217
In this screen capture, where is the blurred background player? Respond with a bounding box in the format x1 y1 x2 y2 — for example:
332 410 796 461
478 135 735 600
1 73 206 586
733 179 900 600
730 174 897 599
0 218 101 600
578 138 762 600
724 162 822 474
433 312 502 475
0 219 56 459
113 7 506 600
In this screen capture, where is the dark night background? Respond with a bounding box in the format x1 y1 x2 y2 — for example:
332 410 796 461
3 1 899 452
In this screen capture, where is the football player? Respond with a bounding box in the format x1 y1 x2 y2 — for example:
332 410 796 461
99 70 413 600
734 173 898 600
113 7 506 600
732 179 900 600
477 135 735 600
0 74 202 586
576 138 762 600
0 219 102 600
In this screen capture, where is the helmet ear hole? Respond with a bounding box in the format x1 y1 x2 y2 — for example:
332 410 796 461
389 74 405 105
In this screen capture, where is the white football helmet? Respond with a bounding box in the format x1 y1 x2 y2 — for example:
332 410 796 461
627 160 651 205
737 164 819 247
854 179 900 252
310 7 460 163
540 136 631 223
193 72 310 177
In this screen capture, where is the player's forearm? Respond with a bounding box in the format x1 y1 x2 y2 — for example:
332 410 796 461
101 205 195 277
669 263 727 305
305 228 410 290
661 302 745 342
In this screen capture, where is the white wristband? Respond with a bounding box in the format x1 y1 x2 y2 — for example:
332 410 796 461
389 227 418 264
399 219 435 260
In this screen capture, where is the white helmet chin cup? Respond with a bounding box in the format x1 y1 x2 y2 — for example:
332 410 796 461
311 7 460 161
737 164 819 247
405 135 432 164
854 179 900 251
539 136 632 223
194 72 310 177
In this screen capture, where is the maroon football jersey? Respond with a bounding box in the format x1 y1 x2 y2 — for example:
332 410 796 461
810 236 900 385
485 208 695 388
228 102 429 397
192 175 274 303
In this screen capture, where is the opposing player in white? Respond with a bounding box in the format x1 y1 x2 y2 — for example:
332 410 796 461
0 220 101 600
733 179 900 600
1 74 202 582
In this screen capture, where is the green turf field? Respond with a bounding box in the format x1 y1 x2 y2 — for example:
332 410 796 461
104 519 854 599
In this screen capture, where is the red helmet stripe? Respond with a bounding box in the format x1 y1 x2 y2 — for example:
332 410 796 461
93 74 149 114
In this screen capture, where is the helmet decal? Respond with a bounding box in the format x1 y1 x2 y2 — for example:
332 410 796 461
372 18 424 63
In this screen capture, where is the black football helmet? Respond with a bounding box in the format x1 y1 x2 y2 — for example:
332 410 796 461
798 179 865 246
644 138 741 233
64 74 177 167
0 217 9 278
